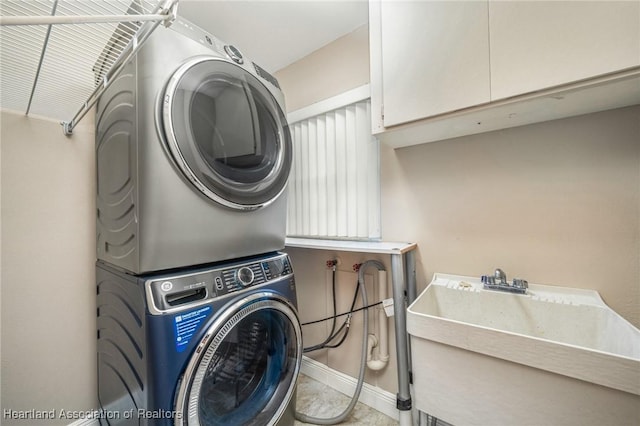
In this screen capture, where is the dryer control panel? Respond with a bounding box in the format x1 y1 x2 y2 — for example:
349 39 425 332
145 253 293 314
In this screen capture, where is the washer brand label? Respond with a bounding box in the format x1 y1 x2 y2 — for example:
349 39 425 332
174 306 212 353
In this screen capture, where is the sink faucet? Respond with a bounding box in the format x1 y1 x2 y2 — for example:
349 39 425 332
482 268 528 294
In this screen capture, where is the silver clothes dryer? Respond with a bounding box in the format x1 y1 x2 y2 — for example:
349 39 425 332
95 17 292 274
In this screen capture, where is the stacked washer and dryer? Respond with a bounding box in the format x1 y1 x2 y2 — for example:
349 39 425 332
95 16 301 426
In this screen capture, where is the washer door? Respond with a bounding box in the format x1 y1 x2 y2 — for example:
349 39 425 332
175 292 302 426
162 57 292 210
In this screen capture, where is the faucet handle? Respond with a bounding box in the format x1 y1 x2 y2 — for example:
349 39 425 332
513 278 528 289
481 275 495 285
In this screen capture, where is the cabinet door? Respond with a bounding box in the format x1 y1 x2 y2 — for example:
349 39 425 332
490 1 640 101
379 1 490 127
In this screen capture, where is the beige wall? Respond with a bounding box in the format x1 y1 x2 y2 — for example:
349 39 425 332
1 111 97 424
383 106 640 328
276 21 640 397
275 24 370 112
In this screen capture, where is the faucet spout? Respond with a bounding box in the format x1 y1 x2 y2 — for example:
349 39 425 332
494 268 507 284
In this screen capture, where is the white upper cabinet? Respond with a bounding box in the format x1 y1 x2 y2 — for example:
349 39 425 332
489 0 640 101
379 1 490 127
370 0 640 148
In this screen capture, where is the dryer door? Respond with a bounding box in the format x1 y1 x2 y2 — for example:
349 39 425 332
162 57 292 210
175 292 302 426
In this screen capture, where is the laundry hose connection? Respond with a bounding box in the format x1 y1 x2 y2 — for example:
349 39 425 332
295 260 386 425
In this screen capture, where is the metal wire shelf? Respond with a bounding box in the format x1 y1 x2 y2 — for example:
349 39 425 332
0 0 179 134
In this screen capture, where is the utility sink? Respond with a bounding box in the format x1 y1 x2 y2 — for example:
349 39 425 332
407 273 640 426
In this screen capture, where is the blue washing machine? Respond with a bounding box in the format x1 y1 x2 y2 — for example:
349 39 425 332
96 252 302 425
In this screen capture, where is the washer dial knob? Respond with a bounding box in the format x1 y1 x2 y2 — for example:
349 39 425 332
237 267 254 287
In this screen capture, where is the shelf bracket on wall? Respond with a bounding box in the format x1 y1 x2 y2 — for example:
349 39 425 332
0 0 180 135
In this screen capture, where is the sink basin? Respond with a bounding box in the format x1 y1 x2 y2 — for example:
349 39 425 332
407 273 640 426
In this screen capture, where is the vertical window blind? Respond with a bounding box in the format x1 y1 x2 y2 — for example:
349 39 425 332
286 96 380 240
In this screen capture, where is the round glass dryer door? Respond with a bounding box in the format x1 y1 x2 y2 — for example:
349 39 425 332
175 293 302 426
162 57 292 210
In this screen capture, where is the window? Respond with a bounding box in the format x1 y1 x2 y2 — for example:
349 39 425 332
286 86 380 240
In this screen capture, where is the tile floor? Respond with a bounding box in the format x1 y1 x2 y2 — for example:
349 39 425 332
294 374 399 426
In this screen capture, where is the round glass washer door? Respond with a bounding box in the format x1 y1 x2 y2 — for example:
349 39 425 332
162 57 292 210
174 292 302 426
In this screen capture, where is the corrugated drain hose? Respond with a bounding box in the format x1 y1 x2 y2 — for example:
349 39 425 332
295 260 386 425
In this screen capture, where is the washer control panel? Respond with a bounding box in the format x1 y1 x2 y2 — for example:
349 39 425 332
146 253 293 313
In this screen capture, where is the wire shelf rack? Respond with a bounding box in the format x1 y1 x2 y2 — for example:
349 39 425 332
0 0 178 134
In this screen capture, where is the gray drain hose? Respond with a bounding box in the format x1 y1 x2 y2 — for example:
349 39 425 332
295 260 386 425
